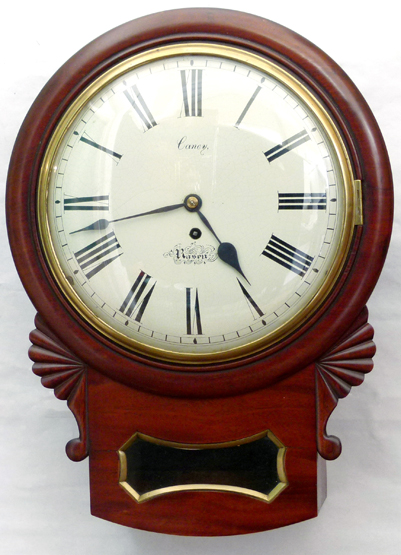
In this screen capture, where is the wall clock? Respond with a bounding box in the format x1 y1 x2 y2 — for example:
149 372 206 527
6 8 393 535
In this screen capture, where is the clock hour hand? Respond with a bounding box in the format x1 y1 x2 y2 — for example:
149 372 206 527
218 242 251 286
195 207 250 285
70 202 185 234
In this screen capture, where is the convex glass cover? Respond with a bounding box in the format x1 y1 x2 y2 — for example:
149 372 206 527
39 44 356 362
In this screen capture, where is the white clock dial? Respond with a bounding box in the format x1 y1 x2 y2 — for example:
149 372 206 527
39 44 355 362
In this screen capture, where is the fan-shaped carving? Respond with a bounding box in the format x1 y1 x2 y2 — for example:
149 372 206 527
28 314 88 462
316 306 375 460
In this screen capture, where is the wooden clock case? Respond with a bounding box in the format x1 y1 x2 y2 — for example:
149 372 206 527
6 8 393 535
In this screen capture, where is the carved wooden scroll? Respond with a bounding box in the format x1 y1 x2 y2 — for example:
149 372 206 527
28 314 88 461
316 307 375 460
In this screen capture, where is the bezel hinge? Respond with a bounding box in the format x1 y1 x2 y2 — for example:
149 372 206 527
353 179 363 225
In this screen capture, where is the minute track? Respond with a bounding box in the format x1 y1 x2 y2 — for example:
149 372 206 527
42 46 351 360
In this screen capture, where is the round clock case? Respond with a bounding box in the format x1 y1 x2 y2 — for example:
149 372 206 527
7 8 392 398
38 43 355 366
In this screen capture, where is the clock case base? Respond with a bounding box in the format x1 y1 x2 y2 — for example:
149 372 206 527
88 364 323 535
29 308 375 535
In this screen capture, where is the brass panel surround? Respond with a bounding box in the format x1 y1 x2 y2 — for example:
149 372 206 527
118 430 288 503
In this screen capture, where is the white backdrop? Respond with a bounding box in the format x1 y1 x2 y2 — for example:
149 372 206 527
1 1 400 553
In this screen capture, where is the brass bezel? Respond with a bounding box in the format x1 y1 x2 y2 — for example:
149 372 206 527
118 430 288 503
38 43 356 364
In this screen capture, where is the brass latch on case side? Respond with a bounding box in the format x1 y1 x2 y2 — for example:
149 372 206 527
354 179 363 225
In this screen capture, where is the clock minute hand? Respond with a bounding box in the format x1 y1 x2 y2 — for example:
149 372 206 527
70 202 185 234
197 210 250 285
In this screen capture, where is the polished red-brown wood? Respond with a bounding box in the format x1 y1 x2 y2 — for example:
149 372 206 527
87 364 320 535
26 304 376 533
315 306 375 459
6 8 392 397
29 314 88 461
6 8 393 535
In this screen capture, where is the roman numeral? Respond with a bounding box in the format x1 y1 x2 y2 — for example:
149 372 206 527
119 271 156 323
237 279 264 320
80 134 122 162
181 69 203 117
235 85 262 128
186 287 202 335
262 235 313 277
74 231 122 279
264 130 311 162
278 192 327 210
124 83 157 131
63 195 109 211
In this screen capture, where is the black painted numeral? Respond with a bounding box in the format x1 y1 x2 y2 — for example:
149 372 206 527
278 192 327 210
74 231 122 279
186 287 203 335
124 83 157 131
119 271 156 323
264 130 311 162
237 279 264 320
262 235 313 277
235 86 262 128
80 134 122 162
63 195 109 211
181 69 203 117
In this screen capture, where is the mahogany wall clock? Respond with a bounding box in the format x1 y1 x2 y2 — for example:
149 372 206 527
6 8 393 535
